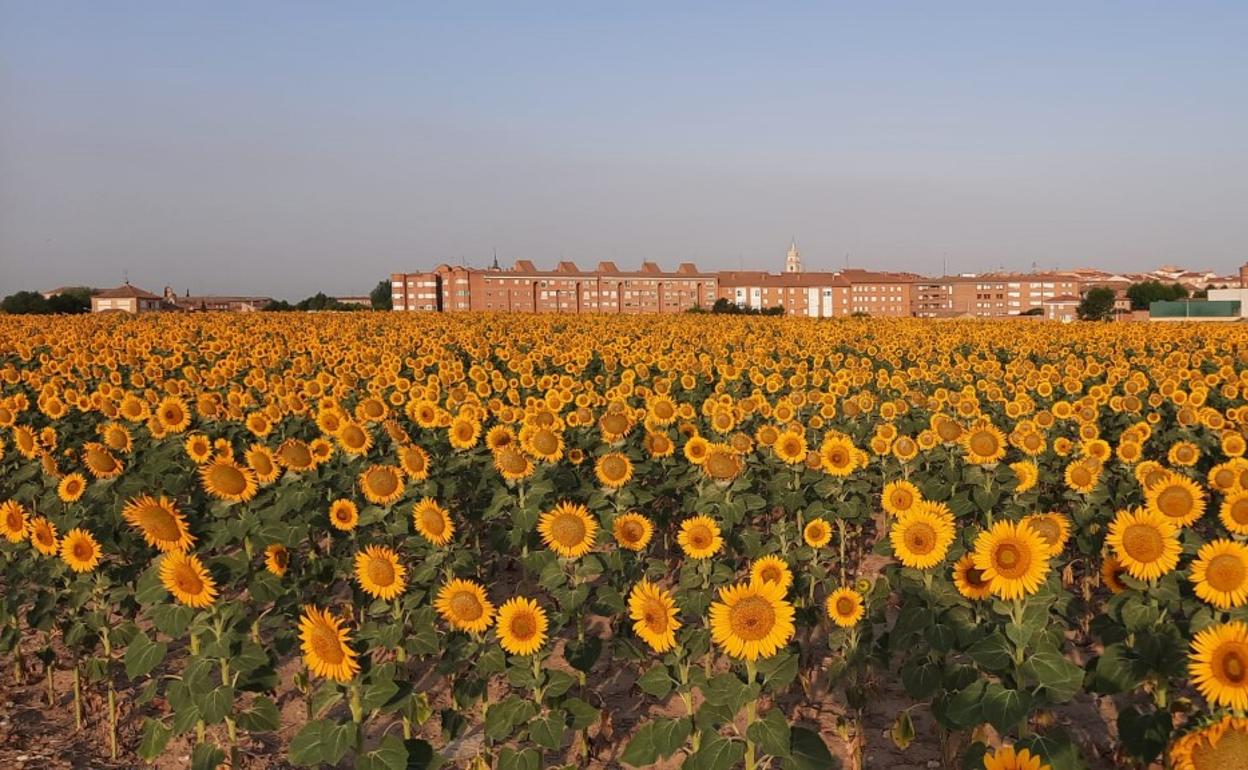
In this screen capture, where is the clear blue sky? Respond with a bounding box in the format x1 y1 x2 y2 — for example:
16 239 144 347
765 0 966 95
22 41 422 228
1 1 1245 299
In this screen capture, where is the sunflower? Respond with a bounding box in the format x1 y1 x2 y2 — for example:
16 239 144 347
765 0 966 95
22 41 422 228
493 446 535 482
60 528 102 572
358 464 405 506
971 520 1050 600
276 439 315 472
952 554 994 600
329 499 360 531
397 444 430 481
803 518 832 548
628 579 681 653
337 421 373 455
594 452 634 489
819 435 858 476
199 459 258 503
613 512 654 552
1220 490 1248 536
82 442 124 480
1190 539 1248 610
156 396 191 433
890 505 955 570
28 516 58 556
354 545 407 601
537 501 597 559
683 435 710 465
435 578 495 633
245 444 281 484
881 480 921 517
1 500 29 542
122 494 195 553
826 587 865 628
1009 461 1039 494
982 745 1051 770
702 444 743 484
1168 714 1248 770
963 423 1006 465
184 434 213 464
1145 473 1206 527
448 416 481 450
677 515 723 559
159 551 218 608
1169 441 1201 467
1063 459 1101 494
643 431 675 459
1189 621 1248 711
523 426 565 462
709 580 796 661
1106 507 1181 581
1021 512 1071 558
1101 555 1129 593
750 555 794 592
496 597 548 656
774 430 808 464
299 606 359 682
264 543 289 577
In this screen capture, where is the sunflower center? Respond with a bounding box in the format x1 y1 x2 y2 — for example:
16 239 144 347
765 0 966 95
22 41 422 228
970 433 998 456
454 422 473 441
4 510 21 531
1190 726 1248 770
835 597 855 616
619 521 644 543
966 567 989 587
760 566 783 584
367 469 399 496
1218 646 1247 684
449 591 483 621
532 430 558 455
281 443 313 468
334 506 354 523
1123 523 1165 562
1071 467 1092 486
688 526 711 549
827 449 849 467
86 447 117 472
508 611 538 640
1231 499 1248 526
904 522 936 555
175 566 204 595
728 596 777 641
601 456 627 480
210 465 247 496
706 452 739 479
138 505 183 543
642 603 669 632
601 414 628 434
342 425 366 449
1207 554 1247 592
549 513 587 547
309 625 346 664
366 557 396 587
1214 469 1236 488
73 540 93 560
995 543 1022 571
420 509 446 536
1156 486 1193 518
404 449 427 473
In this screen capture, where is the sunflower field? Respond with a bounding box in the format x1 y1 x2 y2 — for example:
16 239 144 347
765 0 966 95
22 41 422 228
2 313 1247 770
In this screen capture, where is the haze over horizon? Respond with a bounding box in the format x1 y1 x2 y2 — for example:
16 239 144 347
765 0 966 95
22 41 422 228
2 1 1246 301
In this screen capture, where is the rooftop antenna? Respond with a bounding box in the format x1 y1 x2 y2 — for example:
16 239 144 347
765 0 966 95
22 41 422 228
123 269 129 285
943 252 948 277
491 248 500 271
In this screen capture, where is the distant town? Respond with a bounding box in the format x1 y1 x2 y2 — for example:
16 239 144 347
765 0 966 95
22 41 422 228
9 242 1248 322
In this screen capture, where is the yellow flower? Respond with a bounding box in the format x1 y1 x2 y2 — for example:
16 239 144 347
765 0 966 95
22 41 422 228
594 452 634 489
60 528 102 572
358 464 405 506
1009 460 1038 494
412 498 455 546
881 480 921 517
184 434 213 464
677 515 723 559
982 745 1051 770
612 512 654 552
890 504 955 570
1020 512 1070 558
0 500 29 543
1190 539 1248 610
750 555 793 592
952 554 994 600
1188 620 1248 711
159 551 218 608
773 429 807 464
1145 473 1206 527
354 545 407 601
825 587 865 628
1168 714 1248 770
264 543 289 577
537 501 596 559
819 435 858 476
709 580 795 661
1221 490 1248 536
397 444 431 481
1100 555 1129 594
328 499 360 531
1063 459 1101 494
448 416 481 450
971 519 1050 600
962 423 1006 465
1106 507 1181 581
122 494 196 553
628 579 681 653
299 606 359 682
199 459 258 503
436 579 495 633
28 515 59 556
156 396 191 433
496 597 548 656
803 518 832 548
57 473 87 503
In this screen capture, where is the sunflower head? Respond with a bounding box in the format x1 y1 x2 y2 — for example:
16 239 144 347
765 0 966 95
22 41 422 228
159 551 218 608
60 528 102 573
411 498 454 546
358 464 404 506
594 452 634 489
496 596 549 656
612 512 654 552
1168 714 1248 770
1190 539 1248 610
328 499 360 532
435 578 495 633
122 494 195 553
1145 473 1207 527
28 515 59 556
537 501 597 559
881 480 921 517
354 545 407 600
952 554 993 600
1189 620 1248 711
750 555 793 593
299 605 359 682
264 543 289 576
199 459 258 503
708 580 796 661
1106 507 1181 582
803 518 832 548
890 504 955 570
677 515 723 559
971 519 1050 600
0 500 29 543
826 587 865 628
628 579 681 653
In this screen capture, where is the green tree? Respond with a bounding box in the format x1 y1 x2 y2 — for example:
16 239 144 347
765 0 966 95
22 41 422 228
1077 287 1116 321
1 291 50 314
370 280 393 310
1126 280 1188 309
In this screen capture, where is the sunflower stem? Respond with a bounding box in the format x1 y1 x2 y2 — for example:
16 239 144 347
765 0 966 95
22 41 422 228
744 659 758 770
72 662 83 732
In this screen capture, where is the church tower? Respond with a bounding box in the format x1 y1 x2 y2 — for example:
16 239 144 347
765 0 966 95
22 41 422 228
785 239 803 273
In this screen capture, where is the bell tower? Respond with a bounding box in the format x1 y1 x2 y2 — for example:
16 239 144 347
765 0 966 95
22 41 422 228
785 239 803 273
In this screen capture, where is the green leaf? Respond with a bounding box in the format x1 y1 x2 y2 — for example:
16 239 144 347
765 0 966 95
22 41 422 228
564 697 600 730
746 710 791 758
543 670 577 700
758 651 799 692
288 719 358 767
497 747 541 770
565 635 602 673
135 565 168 605
900 661 940 700
684 735 745 770
196 685 234 725
701 672 756 712
981 683 1031 733
529 710 567 750
1117 706 1171 765
944 680 987 727
638 664 674 698
621 717 693 767
124 629 168 679
236 696 280 732
966 632 1013 673
191 743 226 770
357 734 410 770
150 604 194 638
137 718 172 761
1020 650 1085 703
1017 729 1088 770
484 696 535 742
362 677 401 713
